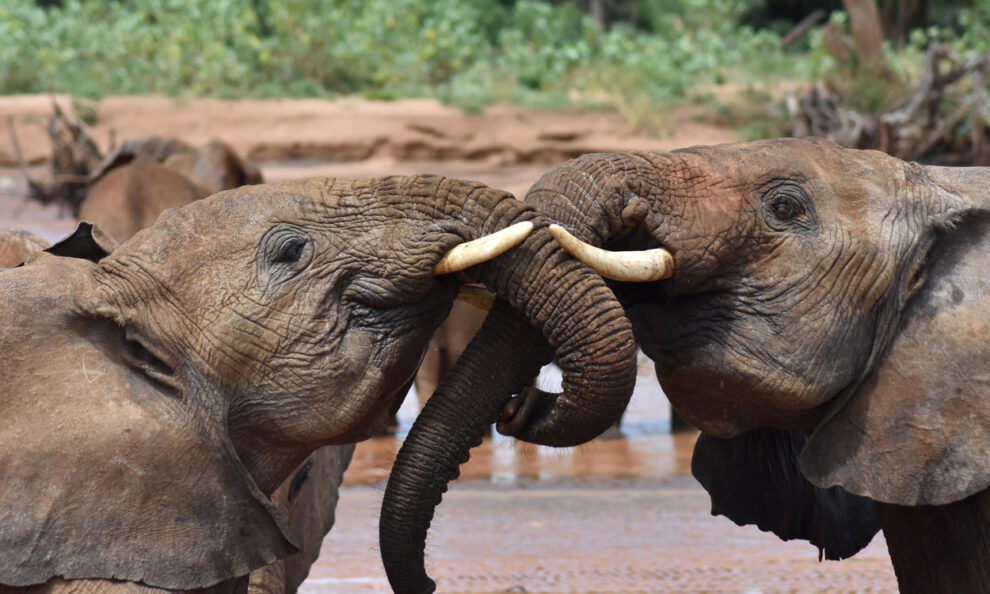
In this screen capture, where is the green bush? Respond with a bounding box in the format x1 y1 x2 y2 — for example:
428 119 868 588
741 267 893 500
0 0 795 110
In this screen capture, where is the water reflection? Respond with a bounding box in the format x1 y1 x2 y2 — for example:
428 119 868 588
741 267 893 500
342 428 698 487
342 352 697 487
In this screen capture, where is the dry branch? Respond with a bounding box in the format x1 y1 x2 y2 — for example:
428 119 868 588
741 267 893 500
792 44 990 166
18 103 104 215
781 10 826 51
5 116 46 200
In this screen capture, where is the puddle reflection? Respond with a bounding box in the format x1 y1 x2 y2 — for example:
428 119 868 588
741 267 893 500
342 430 697 487
342 353 695 487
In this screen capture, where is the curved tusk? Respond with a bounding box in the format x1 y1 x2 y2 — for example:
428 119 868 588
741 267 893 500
434 221 534 275
456 284 495 311
550 224 674 282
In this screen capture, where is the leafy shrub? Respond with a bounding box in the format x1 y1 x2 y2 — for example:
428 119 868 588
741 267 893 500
0 0 793 111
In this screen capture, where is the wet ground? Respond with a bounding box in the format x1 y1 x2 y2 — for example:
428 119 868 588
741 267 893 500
305 360 898 593
0 136 899 592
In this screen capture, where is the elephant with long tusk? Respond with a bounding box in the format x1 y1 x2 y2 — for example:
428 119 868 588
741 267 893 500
381 137 990 593
0 175 637 593
529 138 988 593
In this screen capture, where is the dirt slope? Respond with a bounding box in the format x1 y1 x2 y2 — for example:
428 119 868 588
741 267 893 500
0 94 735 168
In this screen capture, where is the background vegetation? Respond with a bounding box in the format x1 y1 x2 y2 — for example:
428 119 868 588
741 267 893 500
1 0 987 136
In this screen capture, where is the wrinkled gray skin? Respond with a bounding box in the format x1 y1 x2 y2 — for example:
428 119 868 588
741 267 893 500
39 133 334 594
1 175 636 593
523 138 989 593
77 137 263 242
0 223 347 594
245 447 352 594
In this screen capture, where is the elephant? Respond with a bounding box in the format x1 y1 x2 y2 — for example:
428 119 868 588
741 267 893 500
380 137 989 593
82 137 330 594
0 226 345 594
0 173 637 593
77 136 263 242
7 149 336 592
0 228 50 267
494 137 985 593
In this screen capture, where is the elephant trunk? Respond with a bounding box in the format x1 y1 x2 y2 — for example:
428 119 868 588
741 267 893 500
472 224 637 445
524 152 659 247
379 181 638 593
430 178 641 446
380 303 551 594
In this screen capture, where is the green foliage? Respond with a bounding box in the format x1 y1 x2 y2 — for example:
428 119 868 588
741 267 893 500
0 0 794 115
14 0 985 140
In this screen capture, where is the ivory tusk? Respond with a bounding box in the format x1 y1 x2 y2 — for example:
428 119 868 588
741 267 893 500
455 284 495 311
549 224 674 282
434 221 533 275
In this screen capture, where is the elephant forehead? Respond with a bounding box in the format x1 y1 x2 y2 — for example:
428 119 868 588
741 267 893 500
674 137 894 185
675 139 911 232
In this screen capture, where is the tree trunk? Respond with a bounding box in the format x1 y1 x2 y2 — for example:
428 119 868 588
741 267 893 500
842 0 889 74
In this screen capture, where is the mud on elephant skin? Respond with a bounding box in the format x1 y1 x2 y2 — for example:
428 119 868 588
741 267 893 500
525 138 989 593
77 136 263 242
1 173 635 593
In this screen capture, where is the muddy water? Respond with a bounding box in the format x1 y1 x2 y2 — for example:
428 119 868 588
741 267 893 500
0 162 898 593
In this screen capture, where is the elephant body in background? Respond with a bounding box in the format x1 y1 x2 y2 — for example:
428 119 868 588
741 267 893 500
515 139 990 593
77 137 263 242
0 229 49 267
2 174 636 593
414 300 487 406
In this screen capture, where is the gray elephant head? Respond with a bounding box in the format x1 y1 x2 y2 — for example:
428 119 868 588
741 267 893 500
0 175 637 590
519 138 989 579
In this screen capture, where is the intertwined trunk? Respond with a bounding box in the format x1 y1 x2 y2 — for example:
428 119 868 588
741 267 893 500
379 180 639 593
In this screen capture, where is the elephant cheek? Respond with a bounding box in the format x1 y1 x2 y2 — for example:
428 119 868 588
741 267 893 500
322 331 425 443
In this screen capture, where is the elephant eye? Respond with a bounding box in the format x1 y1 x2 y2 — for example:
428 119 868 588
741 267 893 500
761 183 813 232
273 237 307 264
770 196 800 220
259 226 313 283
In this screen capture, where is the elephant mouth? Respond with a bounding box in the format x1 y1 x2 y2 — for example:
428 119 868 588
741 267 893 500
496 382 542 436
122 328 181 395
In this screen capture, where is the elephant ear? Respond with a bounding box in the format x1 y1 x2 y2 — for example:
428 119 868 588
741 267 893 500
692 428 879 560
89 137 194 182
802 209 990 506
44 222 119 261
192 139 264 192
0 255 296 588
